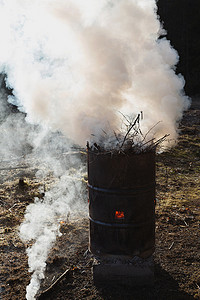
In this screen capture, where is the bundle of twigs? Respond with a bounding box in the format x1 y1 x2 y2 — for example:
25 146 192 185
87 112 170 154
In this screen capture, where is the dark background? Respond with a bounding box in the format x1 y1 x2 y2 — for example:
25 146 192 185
158 0 200 96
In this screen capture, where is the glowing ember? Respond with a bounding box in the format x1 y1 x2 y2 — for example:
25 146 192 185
115 211 125 219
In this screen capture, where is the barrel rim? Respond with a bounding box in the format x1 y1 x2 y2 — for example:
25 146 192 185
87 148 156 157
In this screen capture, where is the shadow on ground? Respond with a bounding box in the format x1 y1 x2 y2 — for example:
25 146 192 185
96 263 195 300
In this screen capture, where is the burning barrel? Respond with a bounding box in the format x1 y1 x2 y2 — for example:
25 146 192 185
87 149 156 260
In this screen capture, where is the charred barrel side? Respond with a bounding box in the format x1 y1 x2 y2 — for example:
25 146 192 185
87 150 156 259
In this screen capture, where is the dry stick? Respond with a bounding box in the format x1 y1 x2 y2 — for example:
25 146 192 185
137 122 144 138
59 151 85 156
168 242 174 250
147 134 170 151
142 121 162 142
153 134 170 146
121 114 140 148
101 129 107 135
140 137 155 148
38 268 71 299
196 283 200 290
9 203 21 212
118 111 132 126
130 121 142 137
118 112 139 138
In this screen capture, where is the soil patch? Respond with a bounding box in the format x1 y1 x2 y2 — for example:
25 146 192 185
0 100 200 300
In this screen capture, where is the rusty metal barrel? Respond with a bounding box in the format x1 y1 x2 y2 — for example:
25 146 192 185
87 150 156 259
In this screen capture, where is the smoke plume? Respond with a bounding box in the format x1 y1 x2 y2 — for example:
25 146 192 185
0 0 190 299
0 0 190 146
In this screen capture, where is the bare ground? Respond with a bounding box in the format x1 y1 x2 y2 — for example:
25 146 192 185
0 99 200 300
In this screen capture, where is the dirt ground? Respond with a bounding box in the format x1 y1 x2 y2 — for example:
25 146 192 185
0 98 200 300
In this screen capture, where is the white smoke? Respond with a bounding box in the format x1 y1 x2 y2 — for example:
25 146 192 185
0 82 87 299
0 0 190 146
0 0 191 299
20 170 86 300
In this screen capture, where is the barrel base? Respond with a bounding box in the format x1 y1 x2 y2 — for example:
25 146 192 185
93 256 154 287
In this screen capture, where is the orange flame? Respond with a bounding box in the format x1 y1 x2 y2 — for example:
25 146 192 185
115 211 124 219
